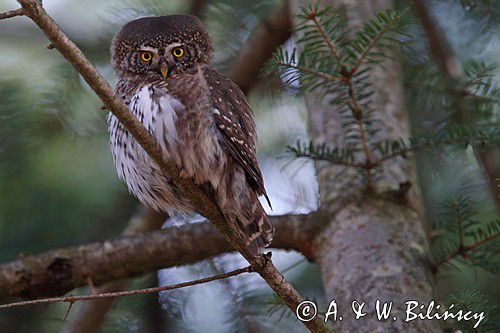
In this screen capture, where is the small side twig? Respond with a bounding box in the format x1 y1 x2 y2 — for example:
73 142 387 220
0 8 24 20
308 10 343 65
0 266 253 310
63 301 74 321
435 231 500 267
85 276 97 295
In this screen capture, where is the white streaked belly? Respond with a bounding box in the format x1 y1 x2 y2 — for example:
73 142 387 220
107 85 192 214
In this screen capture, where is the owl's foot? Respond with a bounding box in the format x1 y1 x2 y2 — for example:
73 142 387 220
178 169 190 179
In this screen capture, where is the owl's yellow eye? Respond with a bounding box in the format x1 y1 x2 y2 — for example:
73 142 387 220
140 51 152 62
172 47 184 58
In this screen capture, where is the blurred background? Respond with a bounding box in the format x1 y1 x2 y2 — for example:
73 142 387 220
0 0 498 332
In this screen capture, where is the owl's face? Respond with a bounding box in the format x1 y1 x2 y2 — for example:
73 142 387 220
111 15 213 79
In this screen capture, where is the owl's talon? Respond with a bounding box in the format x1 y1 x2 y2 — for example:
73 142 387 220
179 169 190 179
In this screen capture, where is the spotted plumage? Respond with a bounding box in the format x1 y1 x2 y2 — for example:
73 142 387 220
107 15 273 254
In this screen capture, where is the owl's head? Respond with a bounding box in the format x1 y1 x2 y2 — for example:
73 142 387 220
111 15 213 78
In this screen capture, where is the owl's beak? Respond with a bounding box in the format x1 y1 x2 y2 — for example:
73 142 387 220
159 63 169 78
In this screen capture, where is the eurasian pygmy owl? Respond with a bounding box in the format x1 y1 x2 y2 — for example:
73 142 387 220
107 15 273 254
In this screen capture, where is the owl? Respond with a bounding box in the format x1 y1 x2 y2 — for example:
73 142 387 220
107 15 273 255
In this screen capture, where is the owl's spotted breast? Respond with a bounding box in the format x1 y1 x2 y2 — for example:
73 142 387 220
108 83 193 214
108 76 227 215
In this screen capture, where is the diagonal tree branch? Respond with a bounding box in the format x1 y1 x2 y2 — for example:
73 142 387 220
65 2 290 331
2 1 329 331
411 0 462 80
412 0 500 208
228 0 292 93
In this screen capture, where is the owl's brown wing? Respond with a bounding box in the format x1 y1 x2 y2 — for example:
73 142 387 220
203 67 271 208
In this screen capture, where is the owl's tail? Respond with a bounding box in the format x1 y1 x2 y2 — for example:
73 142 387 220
240 192 274 256
212 179 274 257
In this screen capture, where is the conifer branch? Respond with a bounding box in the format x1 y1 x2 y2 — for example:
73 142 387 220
275 61 344 82
348 11 402 75
290 126 499 171
436 231 500 267
287 141 362 168
306 9 343 66
273 6 409 191
346 79 373 163
434 195 500 271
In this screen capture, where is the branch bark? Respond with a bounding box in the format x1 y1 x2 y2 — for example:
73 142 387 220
295 0 441 331
4 1 329 331
0 214 317 299
0 8 23 20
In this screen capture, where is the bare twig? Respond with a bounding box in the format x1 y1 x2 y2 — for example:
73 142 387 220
63 302 74 321
0 266 253 310
3 1 329 331
0 8 24 20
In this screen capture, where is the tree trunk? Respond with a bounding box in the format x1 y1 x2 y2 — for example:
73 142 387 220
297 0 443 331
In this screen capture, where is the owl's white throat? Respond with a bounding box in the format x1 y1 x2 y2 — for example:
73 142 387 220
132 85 183 143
